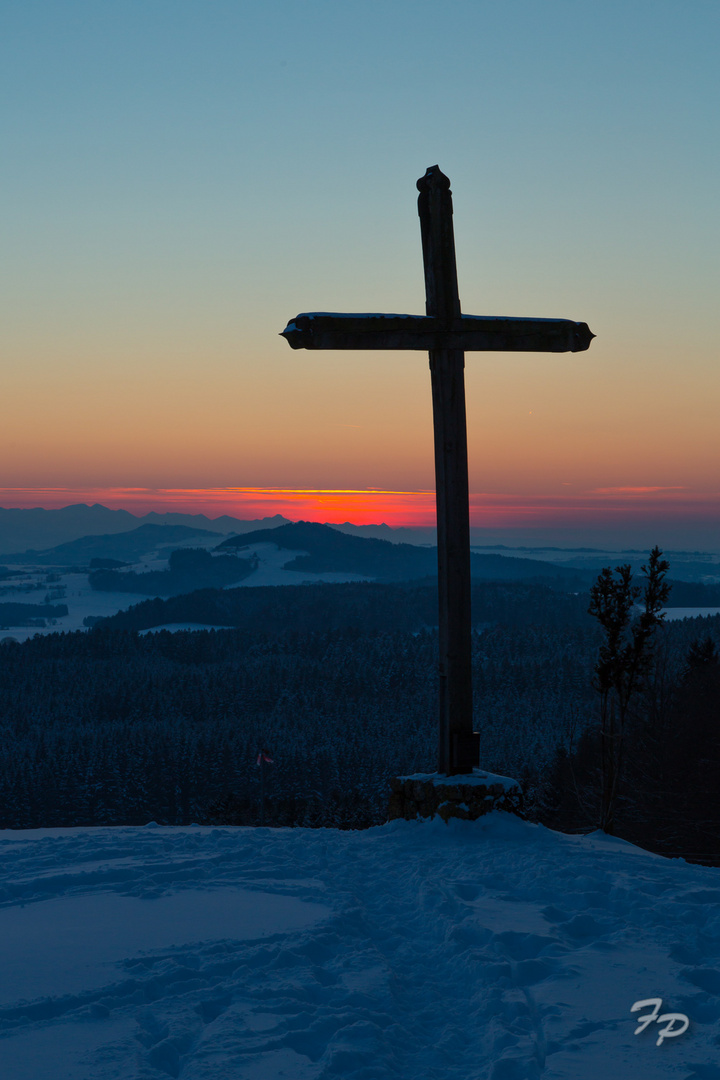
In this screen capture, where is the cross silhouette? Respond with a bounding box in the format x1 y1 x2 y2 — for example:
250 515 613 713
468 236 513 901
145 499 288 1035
282 166 594 774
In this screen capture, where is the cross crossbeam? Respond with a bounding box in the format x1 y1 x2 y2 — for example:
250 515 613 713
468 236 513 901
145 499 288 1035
281 166 594 775
282 312 593 353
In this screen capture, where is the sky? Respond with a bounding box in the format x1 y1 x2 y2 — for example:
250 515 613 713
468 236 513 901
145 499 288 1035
1 1 718 545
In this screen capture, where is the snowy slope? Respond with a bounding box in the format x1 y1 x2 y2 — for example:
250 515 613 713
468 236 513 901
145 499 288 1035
0 541 373 643
0 815 718 1079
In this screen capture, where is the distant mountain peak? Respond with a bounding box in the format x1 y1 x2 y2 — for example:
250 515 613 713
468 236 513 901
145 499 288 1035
0 505 294 558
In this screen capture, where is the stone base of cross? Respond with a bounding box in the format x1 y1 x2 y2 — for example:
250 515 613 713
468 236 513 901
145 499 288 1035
388 769 523 823
282 167 593 775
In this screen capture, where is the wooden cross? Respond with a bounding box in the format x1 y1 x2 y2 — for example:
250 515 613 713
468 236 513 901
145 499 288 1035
281 166 594 775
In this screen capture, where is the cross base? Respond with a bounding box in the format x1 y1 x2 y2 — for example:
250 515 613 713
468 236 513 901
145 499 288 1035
387 770 523 823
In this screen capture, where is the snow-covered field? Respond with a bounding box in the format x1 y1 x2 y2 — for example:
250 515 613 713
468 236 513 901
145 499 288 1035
0 570 150 642
1 814 718 1078
233 542 371 589
0 543 372 642
3 535 719 644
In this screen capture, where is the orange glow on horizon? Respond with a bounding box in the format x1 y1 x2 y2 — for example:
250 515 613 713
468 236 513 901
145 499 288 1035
0 487 438 527
0 486 718 531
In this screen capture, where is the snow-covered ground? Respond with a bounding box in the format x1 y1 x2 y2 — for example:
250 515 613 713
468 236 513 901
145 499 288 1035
1 814 718 1078
0 543 372 642
0 570 150 642
2 538 719 644
229 542 371 588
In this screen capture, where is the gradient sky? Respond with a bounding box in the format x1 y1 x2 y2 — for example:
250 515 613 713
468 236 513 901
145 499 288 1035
1 1 718 543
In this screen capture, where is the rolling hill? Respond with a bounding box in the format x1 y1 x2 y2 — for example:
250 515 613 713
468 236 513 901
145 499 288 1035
1 524 223 566
218 521 587 585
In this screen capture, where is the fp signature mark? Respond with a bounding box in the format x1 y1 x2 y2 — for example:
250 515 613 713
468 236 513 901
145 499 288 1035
631 998 690 1046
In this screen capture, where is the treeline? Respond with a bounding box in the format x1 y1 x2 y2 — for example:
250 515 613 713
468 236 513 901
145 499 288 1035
0 616 603 830
219 521 586 586
0 602 68 627
543 617 720 859
89 548 256 597
0 606 716 832
97 579 594 635
662 579 720 606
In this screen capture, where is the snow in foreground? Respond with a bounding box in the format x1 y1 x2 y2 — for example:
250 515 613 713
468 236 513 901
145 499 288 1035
0 815 718 1079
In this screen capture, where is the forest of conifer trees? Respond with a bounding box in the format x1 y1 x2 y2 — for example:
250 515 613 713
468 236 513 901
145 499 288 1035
1 576 717 852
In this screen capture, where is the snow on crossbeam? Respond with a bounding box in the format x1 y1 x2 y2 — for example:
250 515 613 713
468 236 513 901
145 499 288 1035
281 312 594 352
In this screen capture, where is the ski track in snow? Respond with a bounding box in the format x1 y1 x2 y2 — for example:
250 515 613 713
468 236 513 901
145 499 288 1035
0 816 719 1079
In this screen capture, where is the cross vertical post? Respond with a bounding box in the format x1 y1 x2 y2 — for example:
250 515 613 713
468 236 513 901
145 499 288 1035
417 166 475 775
280 167 594 780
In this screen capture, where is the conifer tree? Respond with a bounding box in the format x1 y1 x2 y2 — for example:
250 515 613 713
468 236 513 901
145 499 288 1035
588 546 670 832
